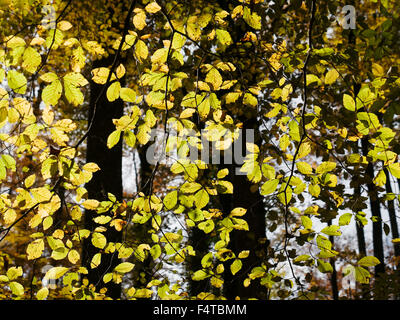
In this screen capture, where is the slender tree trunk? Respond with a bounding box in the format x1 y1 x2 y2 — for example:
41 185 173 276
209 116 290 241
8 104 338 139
384 168 400 256
361 138 385 276
327 220 339 300
348 20 385 278
82 56 124 299
128 145 155 290
221 118 267 300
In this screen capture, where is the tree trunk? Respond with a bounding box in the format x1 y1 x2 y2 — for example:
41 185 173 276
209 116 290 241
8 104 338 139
361 138 385 276
328 221 339 300
82 56 124 299
384 168 400 256
222 118 267 300
128 145 155 291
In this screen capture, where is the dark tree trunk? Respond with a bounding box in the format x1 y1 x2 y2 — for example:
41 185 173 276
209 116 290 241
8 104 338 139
82 56 124 299
128 145 155 291
327 220 339 300
384 168 400 256
361 138 385 277
221 117 267 300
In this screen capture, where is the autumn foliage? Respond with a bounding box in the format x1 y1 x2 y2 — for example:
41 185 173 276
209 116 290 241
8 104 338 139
0 0 400 300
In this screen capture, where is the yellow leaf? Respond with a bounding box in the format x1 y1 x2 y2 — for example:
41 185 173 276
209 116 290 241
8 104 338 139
36 287 49 300
4 208 17 224
90 253 101 269
58 20 73 31
135 39 148 61
119 87 136 103
343 94 356 111
145 1 161 13
31 187 52 203
325 69 339 85
82 199 99 210
82 162 100 172
27 239 44 260
151 48 168 64
106 81 121 102
9 281 24 296
68 250 80 264
371 63 384 77
114 262 135 273
44 267 69 280
91 67 110 84
133 10 147 30
205 68 222 90
388 163 400 179
230 207 247 217
91 232 107 249
42 105 54 125
296 161 313 175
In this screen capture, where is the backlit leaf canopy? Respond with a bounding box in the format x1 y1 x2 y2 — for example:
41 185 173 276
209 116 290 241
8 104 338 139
0 0 399 302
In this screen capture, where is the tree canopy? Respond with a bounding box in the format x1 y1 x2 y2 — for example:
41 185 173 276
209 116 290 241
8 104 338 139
0 0 400 300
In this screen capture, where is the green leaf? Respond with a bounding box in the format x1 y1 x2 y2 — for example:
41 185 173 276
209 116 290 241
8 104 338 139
7 70 27 94
1 154 16 171
64 72 89 87
114 262 135 273
355 266 371 284
339 213 352 226
317 259 333 273
321 225 341 236
277 184 292 205
51 246 68 260
279 134 290 151
201 252 213 268
150 244 162 260
151 48 168 64
260 179 279 195
358 256 380 267
306 74 321 86
217 168 229 179
289 120 301 142
181 182 202 193
301 216 313 229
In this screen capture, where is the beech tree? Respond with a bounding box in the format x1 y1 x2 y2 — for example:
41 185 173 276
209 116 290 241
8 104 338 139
0 0 399 300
